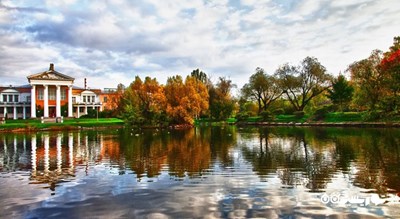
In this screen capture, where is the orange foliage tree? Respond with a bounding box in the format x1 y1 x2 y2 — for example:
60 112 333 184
164 75 209 125
122 76 167 126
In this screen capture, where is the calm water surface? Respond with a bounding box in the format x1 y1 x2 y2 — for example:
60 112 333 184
0 126 400 218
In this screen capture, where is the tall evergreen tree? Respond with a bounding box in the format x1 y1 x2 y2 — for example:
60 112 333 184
327 75 354 111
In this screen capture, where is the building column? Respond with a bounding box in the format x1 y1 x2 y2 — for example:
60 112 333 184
31 85 36 118
3 106 6 117
68 86 73 117
76 106 80 118
13 106 17 120
44 85 49 117
56 85 61 117
23 106 26 119
85 105 88 114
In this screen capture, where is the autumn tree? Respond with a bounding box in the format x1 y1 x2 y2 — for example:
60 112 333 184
122 76 166 126
209 77 236 120
380 37 400 111
276 57 332 111
241 68 283 114
326 75 354 111
348 50 385 111
110 83 125 116
164 75 209 125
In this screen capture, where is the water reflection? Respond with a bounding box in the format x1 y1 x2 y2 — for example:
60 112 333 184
0 127 399 218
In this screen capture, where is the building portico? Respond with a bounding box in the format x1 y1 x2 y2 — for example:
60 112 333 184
27 64 74 118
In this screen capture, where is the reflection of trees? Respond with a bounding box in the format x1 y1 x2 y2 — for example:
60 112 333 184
209 126 237 167
348 129 400 195
119 126 237 179
119 130 167 178
166 128 211 177
241 127 400 195
242 127 338 192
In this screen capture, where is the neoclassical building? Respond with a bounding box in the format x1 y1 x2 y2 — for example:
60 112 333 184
27 63 74 118
0 64 117 119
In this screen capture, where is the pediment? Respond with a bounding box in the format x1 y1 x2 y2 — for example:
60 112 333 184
28 70 74 81
1 89 19 93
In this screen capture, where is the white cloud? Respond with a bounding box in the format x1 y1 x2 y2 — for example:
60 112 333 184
0 0 399 90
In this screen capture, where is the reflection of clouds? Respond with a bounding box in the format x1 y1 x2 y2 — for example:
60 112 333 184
0 128 400 218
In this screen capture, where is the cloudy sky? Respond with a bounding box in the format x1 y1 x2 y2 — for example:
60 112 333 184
0 0 399 91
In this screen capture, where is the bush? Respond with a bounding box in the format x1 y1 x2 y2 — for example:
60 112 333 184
312 105 334 121
362 110 382 121
260 111 273 121
273 108 285 115
235 112 249 122
293 111 305 119
284 106 296 115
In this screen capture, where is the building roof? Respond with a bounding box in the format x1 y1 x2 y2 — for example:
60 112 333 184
27 63 75 82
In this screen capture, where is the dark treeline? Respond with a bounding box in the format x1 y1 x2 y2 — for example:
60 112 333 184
105 36 400 126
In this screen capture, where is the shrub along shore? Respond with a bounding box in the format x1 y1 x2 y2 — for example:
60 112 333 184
197 111 400 128
0 118 124 133
2 111 400 133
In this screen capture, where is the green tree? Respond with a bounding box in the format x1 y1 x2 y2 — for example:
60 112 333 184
348 50 385 111
190 69 210 86
241 68 283 114
276 57 332 111
326 75 354 111
209 77 236 120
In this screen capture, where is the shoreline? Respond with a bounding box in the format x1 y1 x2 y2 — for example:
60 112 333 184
0 125 125 133
235 121 400 128
2 121 400 133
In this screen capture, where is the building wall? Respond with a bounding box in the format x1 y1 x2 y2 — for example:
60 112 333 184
34 85 70 108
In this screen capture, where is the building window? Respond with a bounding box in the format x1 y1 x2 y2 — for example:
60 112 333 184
92 96 95 103
8 95 13 102
61 89 66 100
2 94 6 102
104 96 108 103
38 89 43 100
14 95 19 102
83 96 86 103
49 87 56 100
72 97 76 103
26 96 31 102
17 107 23 113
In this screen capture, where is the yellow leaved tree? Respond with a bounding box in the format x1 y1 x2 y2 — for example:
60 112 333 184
164 75 209 125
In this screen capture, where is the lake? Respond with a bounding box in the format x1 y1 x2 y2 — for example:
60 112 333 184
1 126 400 218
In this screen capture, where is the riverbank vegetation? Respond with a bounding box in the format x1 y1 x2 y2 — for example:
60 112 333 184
3 37 399 128
0 118 124 132
111 36 400 126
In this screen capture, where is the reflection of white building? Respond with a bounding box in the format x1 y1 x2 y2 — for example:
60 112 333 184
0 63 109 119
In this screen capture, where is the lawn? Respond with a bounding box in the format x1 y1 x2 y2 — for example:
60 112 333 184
322 112 363 123
0 118 124 130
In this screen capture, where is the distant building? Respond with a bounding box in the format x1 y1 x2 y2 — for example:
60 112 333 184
0 63 121 119
99 87 123 111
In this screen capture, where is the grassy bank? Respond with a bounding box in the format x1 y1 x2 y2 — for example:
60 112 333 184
0 118 124 132
195 111 400 127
